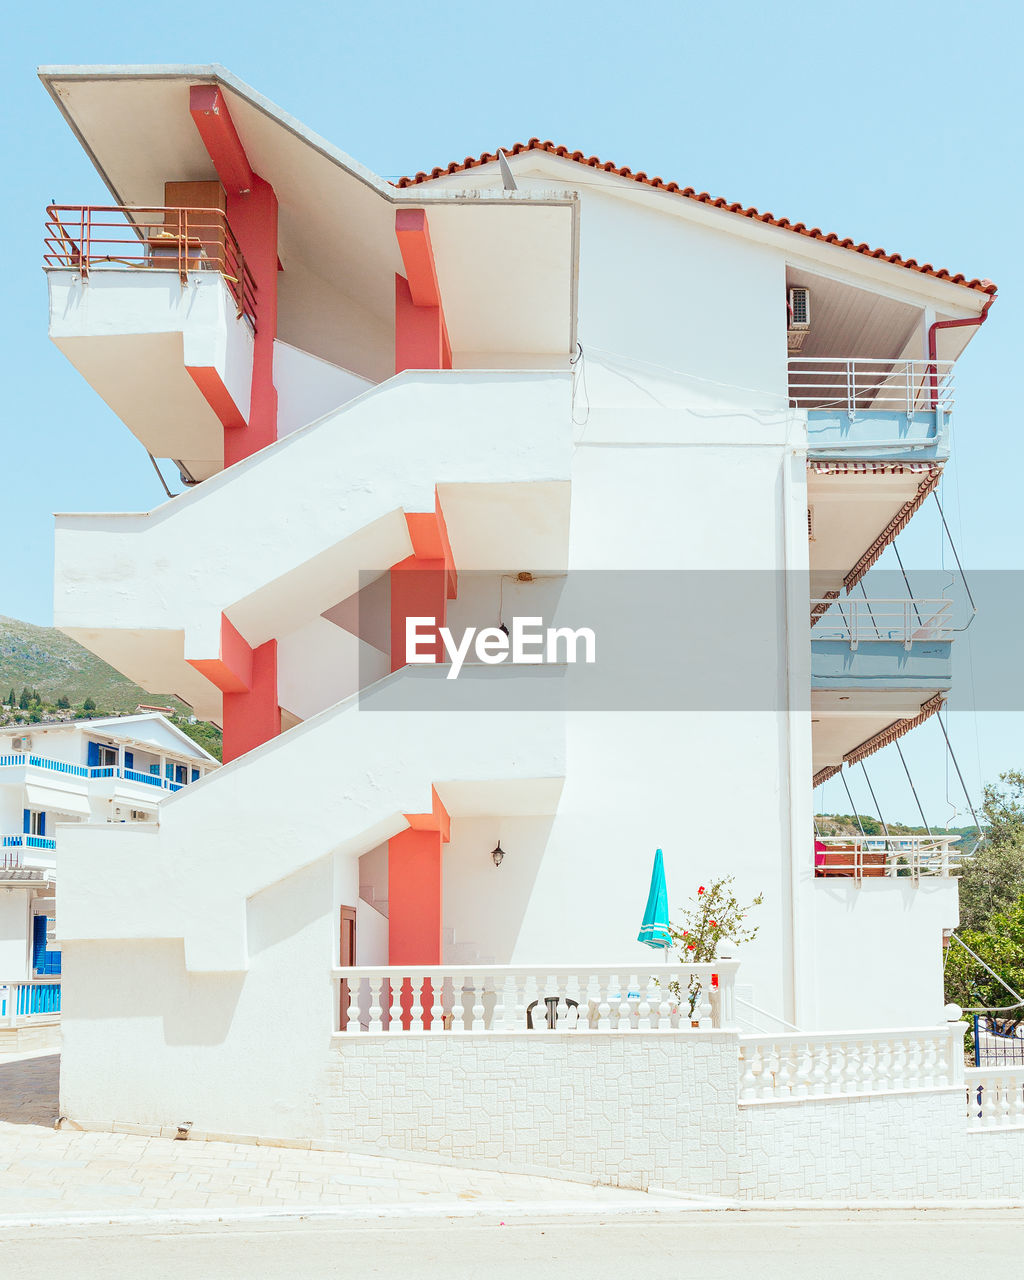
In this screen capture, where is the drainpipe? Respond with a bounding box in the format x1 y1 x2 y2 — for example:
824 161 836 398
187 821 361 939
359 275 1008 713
927 290 996 406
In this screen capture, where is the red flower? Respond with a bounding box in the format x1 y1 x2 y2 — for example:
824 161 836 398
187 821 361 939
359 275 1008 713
687 944 696 951
709 920 717 928
698 886 705 896
682 931 689 937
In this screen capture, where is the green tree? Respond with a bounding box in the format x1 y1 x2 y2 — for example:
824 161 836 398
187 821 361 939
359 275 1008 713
5 689 14 708
956 772 1024 932
56 695 70 709
945 893 1024 1022
18 687 30 710
82 696 97 712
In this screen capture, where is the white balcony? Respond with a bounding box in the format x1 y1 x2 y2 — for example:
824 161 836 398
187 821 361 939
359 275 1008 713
45 205 256 482
814 833 963 879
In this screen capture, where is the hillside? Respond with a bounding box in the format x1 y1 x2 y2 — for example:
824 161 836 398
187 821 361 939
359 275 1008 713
816 811 982 851
0 614 188 716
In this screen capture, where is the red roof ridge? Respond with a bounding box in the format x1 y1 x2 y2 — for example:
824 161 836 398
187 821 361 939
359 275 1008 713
395 142 996 295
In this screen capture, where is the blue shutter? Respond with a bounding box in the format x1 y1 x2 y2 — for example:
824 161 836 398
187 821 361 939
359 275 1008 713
124 751 134 769
32 916 61 977
32 916 46 971
165 762 174 780
87 741 100 767
38 812 45 837
175 764 186 784
23 809 30 834
191 768 200 783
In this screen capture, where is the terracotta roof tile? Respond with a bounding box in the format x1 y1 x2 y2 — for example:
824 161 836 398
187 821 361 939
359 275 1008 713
396 141 995 295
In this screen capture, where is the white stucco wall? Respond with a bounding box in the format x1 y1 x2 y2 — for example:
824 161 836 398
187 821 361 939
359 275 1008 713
0 892 30 978
274 340 373 438
803 878 959 1030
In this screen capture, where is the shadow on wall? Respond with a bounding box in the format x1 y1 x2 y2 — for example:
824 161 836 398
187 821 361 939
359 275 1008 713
65 939 245 1047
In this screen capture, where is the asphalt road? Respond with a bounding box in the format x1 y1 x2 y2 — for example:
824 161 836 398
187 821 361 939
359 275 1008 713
3 1209 1024 1279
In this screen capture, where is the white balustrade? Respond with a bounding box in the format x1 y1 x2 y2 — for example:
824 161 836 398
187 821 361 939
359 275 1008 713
331 963 739 1034
965 1068 1024 1129
738 1025 963 1104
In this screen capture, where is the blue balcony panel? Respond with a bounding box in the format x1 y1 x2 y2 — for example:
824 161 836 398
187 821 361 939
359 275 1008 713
807 409 948 463
811 639 953 691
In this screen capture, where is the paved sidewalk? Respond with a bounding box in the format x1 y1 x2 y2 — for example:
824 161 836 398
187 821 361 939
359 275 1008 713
0 1051 655 1224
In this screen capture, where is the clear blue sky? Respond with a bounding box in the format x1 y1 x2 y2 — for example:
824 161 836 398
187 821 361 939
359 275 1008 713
2 1 1021 826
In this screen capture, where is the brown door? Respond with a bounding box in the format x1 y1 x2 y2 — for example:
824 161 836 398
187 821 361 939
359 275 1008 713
339 906 357 1030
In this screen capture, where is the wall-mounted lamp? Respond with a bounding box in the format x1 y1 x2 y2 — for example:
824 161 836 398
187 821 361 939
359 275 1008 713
491 842 505 868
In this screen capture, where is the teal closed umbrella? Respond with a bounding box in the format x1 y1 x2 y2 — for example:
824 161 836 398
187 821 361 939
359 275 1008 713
638 848 672 952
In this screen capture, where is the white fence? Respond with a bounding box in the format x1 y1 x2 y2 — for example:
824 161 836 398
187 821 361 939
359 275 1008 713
965 1067 1024 1129
332 963 738 1034
789 357 954 414
738 1026 964 1103
810 597 953 648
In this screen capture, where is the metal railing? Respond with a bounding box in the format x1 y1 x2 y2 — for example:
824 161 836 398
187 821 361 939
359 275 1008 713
814 834 963 878
0 979 61 1024
789 357 954 414
0 753 186 792
331 962 739 1034
810 597 953 649
44 204 258 331
739 1024 964 1103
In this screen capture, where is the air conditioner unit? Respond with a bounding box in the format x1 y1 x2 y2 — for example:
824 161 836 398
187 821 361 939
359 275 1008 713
787 286 811 352
11 735 31 752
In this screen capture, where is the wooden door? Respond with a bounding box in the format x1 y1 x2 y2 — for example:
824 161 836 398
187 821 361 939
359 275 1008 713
163 181 227 271
338 906 357 1030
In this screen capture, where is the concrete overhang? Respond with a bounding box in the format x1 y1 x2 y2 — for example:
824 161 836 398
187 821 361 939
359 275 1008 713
811 688 946 775
39 65 579 371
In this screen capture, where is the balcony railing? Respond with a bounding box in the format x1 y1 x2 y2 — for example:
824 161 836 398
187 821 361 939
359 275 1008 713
810 597 953 649
814 833 963 878
739 1024 963 1103
2 834 57 860
0 753 185 792
44 204 258 331
332 962 738 1034
789 358 954 415
0 979 61 1023
966 1067 1024 1128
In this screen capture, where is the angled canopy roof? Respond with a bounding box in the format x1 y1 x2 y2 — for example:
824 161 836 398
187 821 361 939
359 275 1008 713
38 66 578 371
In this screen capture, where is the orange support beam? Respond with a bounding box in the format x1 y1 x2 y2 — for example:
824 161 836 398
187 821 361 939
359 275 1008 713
186 615 280 763
222 638 279 763
394 209 452 374
389 788 450 967
389 494 458 671
189 85 279 465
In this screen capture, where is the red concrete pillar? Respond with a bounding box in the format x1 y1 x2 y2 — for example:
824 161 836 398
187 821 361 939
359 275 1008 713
387 827 444 967
221 638 278 763
389 557 448 672
394 209 451 374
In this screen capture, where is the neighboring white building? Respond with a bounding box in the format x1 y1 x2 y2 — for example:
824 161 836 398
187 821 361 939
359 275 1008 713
33 64 1020 1199
0 714 217 997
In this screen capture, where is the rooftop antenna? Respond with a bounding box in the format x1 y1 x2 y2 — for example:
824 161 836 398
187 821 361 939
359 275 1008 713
497 149 518 192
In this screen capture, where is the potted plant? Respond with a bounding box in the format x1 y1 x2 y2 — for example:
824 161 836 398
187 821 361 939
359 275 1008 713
668 876 763 1024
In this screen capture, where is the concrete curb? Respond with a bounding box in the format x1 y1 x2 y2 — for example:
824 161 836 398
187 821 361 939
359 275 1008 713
2 1195 1024 1231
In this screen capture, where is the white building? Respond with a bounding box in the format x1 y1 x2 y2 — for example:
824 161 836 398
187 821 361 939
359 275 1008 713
34 64 1020 1199
0 713 217 1034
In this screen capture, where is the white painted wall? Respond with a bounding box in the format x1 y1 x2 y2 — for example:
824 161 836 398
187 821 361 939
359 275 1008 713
805 879 959 1029
0 892 30 978
274 341 373 438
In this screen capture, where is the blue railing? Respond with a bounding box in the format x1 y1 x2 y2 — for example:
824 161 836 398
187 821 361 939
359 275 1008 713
2 834 57 851
0 753 192 791
0 983 61 1017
